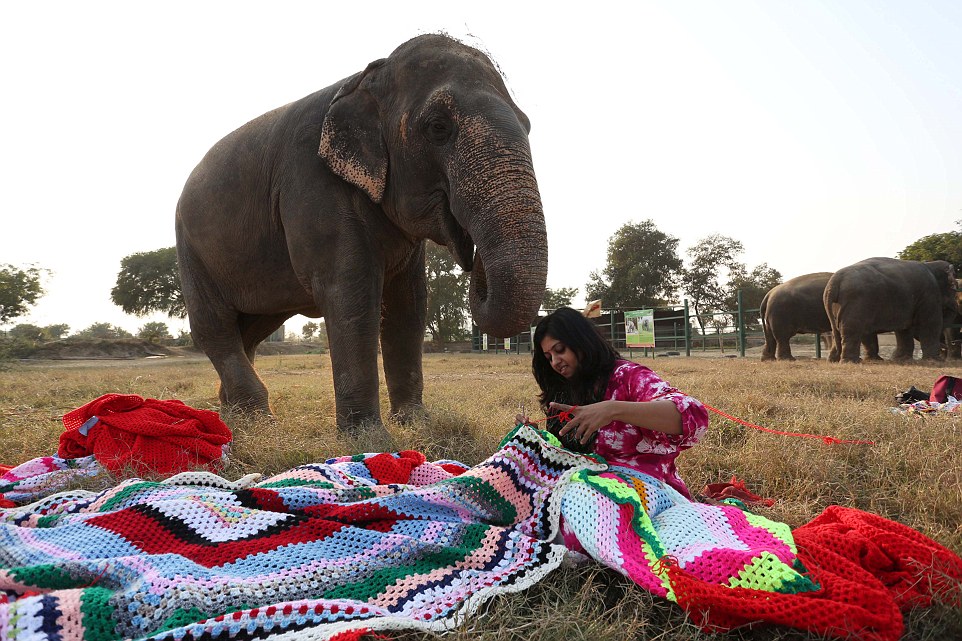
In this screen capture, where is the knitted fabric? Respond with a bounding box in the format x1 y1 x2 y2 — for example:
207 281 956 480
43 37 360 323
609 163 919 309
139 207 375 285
2 426 958 640
558 463 961 641
57 394 232 476
0 425 601 640
0 455 101 504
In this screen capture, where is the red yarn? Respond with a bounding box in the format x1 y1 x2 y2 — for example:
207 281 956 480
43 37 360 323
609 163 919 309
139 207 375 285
667 506 962 640
58 394 232 477
702 402 875 445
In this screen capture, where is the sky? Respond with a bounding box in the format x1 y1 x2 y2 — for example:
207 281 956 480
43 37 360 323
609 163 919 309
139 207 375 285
2 1 961 337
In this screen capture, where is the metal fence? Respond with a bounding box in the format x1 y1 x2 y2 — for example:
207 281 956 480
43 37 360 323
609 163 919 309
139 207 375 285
471 292 830 358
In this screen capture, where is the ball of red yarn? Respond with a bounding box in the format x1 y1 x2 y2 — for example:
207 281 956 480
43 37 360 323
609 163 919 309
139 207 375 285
58 393 232 477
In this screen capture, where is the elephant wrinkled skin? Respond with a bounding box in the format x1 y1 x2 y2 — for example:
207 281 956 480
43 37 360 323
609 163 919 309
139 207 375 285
824 257 958 363
175 34 548 430
760 272 879 361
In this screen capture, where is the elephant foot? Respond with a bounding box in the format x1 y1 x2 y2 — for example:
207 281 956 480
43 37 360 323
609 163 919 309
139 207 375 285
760 354 775 362
390 403 428 425
776 355 796 362
863 355 884 362
218 382 272 416
841 357 862 364
219 396 273 418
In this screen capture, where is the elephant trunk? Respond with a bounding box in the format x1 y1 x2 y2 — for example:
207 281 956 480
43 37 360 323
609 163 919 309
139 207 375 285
449 115 547 338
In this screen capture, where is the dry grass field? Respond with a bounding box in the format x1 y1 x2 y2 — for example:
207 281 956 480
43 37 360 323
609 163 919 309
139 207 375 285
1 351 960 640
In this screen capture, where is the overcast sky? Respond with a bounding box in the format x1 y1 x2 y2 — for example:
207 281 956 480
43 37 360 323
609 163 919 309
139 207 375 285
2 1 960 336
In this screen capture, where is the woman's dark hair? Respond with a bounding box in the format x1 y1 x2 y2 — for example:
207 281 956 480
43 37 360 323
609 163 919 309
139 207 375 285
531 307 620 414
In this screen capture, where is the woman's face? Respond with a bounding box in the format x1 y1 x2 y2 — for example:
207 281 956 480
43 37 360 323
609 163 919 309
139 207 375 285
540 334 579 379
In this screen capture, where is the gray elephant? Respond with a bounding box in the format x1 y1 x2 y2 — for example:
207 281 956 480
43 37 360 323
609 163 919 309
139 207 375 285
824 257 958 363
941 283 962 359
760 272 879 361
175 34 548 431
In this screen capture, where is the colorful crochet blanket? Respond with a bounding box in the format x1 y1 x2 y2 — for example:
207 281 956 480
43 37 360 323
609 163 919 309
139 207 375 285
1 425 959 641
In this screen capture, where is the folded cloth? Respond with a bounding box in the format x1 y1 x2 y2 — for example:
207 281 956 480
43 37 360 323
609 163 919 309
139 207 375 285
57 394 232 477
701 475 775 507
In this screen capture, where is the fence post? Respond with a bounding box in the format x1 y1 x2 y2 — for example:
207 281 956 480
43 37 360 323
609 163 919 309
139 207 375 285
684 299 691 357
737 289 745 357
815 332 822 359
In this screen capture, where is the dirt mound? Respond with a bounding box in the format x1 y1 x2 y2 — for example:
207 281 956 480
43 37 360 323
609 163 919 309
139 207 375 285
25 339 182 360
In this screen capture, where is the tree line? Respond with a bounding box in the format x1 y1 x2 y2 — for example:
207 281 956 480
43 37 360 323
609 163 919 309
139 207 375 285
2 224 960 347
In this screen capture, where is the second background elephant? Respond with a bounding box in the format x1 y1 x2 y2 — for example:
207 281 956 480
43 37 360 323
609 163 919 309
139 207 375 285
824 257 958 363
760 272 878 361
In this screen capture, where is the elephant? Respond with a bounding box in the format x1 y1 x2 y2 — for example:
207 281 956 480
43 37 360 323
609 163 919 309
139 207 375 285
760 272 879 361
941 283 962 359
823 257 958 363
175 34 548 431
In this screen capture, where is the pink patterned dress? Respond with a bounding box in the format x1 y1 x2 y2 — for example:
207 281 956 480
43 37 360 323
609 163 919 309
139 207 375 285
591 359 708 499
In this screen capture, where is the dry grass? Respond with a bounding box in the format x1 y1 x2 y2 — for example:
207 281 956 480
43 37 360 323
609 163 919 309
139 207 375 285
1 352 961 640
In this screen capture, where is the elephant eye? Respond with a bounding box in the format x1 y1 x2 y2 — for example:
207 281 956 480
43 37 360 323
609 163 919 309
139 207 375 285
422 115 454 145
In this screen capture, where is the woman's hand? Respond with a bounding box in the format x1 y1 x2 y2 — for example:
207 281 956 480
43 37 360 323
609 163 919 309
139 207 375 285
515 413 535 427
550 399 684 441
550 401 615 445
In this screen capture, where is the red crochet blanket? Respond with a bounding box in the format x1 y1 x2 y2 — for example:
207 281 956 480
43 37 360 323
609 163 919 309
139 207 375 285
57 393 232 476
667 505 962 640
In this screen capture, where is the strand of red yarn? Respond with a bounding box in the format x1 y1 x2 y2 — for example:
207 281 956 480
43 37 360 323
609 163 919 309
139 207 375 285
701 402 875 445
524 406 578 425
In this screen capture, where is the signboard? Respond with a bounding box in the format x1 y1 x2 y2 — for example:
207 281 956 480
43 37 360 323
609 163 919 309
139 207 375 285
482 333 489 351
625 309 655 348
504 337 511 350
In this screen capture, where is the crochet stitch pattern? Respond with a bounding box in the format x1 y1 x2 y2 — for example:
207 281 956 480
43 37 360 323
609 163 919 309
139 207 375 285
1 425 959 640
0 425 602 640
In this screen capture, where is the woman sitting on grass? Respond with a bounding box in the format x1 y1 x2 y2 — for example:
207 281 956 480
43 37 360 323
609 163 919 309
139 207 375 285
517 306 709 499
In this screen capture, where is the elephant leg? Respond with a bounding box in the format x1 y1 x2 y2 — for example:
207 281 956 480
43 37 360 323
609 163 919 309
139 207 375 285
840 330 862 363
892 330 915 361
829 327 842 362
775 332 795 361
238 313 293 362
761 323 776 361
380 249 427 424
180 256 272 414
190 313 271 414
861 334 882 361
919 332 945 361
324 280 386 433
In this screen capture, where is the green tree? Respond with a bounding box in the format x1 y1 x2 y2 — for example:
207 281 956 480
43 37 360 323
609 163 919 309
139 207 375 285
0 264 46 324
302 321 319 340
542 287 579 311
681 234 745 336
41 324 70 340
724 263 782 312
137 321 172 343
584 220 682 309
897 227 962 273
8 323 44 342
111 247 186 318
75 323 133 339
425 241 470 345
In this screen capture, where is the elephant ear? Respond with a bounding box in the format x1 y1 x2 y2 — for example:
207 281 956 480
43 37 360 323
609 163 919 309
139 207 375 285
318 59 388 203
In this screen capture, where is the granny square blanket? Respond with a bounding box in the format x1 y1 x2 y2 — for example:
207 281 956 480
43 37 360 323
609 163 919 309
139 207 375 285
2 425 959 641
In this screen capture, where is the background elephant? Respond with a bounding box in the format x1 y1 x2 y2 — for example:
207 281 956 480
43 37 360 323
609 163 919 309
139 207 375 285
942 282 962 359
824 257 958 363
760 272 879 361
175 34 548 431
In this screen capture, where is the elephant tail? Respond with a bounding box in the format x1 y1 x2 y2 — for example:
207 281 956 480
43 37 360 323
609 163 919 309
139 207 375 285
823 277 841 323
760 293 776 346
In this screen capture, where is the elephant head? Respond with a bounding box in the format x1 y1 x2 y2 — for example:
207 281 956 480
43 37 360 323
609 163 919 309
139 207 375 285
318 34 547 338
